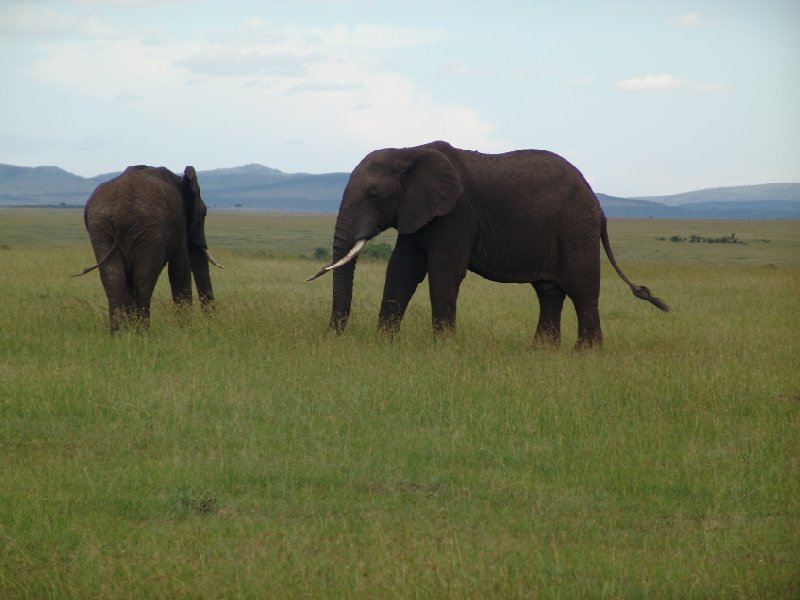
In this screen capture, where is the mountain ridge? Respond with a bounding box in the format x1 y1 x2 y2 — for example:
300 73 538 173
633 183 800 206
1 162 798 218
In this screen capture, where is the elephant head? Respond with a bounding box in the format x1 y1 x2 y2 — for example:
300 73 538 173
309 144 464 332
181 166 222 307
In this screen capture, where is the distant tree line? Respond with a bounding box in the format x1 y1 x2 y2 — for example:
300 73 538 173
658 233 747 244
312 241 393 261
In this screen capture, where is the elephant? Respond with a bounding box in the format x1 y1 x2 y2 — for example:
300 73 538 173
76 165 223 333
308 140 668 347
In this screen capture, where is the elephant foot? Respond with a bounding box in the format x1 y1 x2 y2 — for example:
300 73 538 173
431 321 456 343
574 334 602 351
328 312 350 334
378 316 401 337
131 317 150 334
533 327 561 348
200 298 216 316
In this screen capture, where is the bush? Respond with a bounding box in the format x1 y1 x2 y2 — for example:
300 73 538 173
313 247 330 260
311 242 393 261
362 242 394 260
660 233 746 245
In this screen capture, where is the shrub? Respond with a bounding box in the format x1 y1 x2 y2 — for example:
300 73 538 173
661 233 746 245
313 246 331 260
362 242 394 260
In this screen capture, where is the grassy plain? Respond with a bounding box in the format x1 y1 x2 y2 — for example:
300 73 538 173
1 208 798 598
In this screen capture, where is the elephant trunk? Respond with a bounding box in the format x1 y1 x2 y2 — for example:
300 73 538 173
328 215 361 333
190 246 214 306
330 260 356 333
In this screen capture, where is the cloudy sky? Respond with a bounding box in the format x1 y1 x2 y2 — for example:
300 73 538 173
1 0 798 196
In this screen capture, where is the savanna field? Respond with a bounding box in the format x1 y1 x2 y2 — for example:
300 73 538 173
1 208 798 598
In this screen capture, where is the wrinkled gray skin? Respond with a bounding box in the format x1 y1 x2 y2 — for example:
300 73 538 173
314 141 668 348
79 165 217 333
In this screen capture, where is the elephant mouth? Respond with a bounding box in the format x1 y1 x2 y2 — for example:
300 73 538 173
306 238 366 281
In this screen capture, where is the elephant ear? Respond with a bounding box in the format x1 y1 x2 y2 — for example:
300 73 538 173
182 166 199 200
396 147 464 234
182 166 205 237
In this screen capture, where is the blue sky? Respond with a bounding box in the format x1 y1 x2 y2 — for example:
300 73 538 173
1 0 798 196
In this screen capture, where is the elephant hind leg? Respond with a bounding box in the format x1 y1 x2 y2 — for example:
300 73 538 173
572 296 602 349
130 288 155 332
97 255 132 334
533 280 566 346
130 260 162 333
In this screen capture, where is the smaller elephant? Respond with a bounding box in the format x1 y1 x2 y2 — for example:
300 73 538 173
76 165 223 333
309 141 668 348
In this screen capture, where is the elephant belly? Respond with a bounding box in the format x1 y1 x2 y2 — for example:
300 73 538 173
469 233 557 284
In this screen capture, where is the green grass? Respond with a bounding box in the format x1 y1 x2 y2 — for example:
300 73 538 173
1 209 798 598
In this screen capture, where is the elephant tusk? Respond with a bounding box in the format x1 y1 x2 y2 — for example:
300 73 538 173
328 238 367 270
204 248 225 269
306 266 330 282
306 238 366 282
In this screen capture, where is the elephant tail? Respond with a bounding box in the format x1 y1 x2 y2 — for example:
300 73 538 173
72 233 121 278
600 216 670 312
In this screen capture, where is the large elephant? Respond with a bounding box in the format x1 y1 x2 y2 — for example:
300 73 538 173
309 141 668 347
77 165 223 333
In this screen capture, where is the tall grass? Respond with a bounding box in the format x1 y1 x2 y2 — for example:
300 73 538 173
0 210 798 598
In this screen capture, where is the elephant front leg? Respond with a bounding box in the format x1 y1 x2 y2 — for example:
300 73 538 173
168 251 194 327
168 251 193 307
427 259 467 337
378 238 427 334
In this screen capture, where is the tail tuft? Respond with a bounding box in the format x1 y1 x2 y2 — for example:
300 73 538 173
632 285 670 312
601 216 670 313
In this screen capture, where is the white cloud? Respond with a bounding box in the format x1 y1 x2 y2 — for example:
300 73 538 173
694 81 726 93
31 39 178 94
284 82 363 95
617 74 683 92
317 23 442 51
616 74 724 94
674 12 701 26
74 0 188 5
342 72 494 150
24 16 495 172
114 89 145 103
672 12 714 27
227 19 442 54
0 5 117 38
179 47 318 77
439 61 494 78
561 77 594 87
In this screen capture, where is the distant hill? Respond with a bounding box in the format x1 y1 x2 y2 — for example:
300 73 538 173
0 164 100 206
198 165 349 212
0 163 350 212
596 190 800 219
0 162 797 218
634 183 800 206
596 194 676 218
620 183 800 219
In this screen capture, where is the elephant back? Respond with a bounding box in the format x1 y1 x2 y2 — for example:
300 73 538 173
85 167 185 234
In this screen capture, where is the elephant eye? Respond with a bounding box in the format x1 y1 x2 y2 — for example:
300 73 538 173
367 188 378 199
